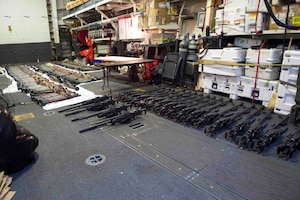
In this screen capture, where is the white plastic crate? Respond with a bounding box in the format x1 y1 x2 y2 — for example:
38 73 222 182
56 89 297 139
223 76 241 95
246 48 282 64
245 65 281 80
203 64 245 76
221 0 270 13
274 83 297 115
280 50 300 84
215 7 246 35
202 48 247 63
202 73 224 93
236 76 278 102
245 13 269 33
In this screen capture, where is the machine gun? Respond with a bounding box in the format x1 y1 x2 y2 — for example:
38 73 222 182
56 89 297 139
252 115 290 154
195 101 243 129
64 99 115 116
79 109 146 133
71 105 128 122
277 132 300 160
224 107 263 141
58 96 111 113
205 105 255 137
235 110 273 149
110 109 146 125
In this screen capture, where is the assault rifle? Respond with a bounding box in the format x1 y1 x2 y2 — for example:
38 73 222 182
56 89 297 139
195 101 243 129
224 107 263 141
236 110 273 149
252 115 290 153
277 132 300 160
187 99 231 126
205 105 255 137
175 96 219 122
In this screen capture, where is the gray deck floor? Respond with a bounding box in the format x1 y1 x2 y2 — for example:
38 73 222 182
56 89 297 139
1 73 300 200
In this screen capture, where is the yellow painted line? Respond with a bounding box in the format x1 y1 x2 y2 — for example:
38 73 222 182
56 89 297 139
134 88 146 92
13 113 35 122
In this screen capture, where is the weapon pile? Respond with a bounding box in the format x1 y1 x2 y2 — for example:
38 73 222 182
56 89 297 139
58 95 146 133
37 63 97 90
116 86 300 160
5 64 79 106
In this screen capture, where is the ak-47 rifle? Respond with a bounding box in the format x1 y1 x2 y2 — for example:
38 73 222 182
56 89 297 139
175 96 218 122
224 107 263 141
277 132 300 160
236 110 273 149
187 99 232 126
195 101 243 129
252 115 290 153
71 105 128 122
205 105 255 137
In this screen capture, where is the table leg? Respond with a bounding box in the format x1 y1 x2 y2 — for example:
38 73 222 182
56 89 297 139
102 67 111 94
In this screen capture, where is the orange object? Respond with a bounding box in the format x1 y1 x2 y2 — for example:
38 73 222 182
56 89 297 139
78 37 94 65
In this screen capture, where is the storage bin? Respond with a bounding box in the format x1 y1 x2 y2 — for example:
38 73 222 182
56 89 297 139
274 83 297 115
246 48 282 64
202 48 247 62
245 65 281 80
236 76 278 102
280 50 300 84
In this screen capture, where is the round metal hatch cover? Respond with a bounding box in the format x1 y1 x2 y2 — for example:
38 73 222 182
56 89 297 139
85 154 106 166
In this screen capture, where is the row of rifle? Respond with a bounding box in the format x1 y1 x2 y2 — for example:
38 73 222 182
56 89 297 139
116 86 300 160
58 95 146 133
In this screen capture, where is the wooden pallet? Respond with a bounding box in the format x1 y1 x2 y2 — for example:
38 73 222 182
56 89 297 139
0 172 15 200
66 0 89 10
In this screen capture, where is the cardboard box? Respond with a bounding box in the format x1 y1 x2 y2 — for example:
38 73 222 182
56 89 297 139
146 0 168 27
269 4 300 29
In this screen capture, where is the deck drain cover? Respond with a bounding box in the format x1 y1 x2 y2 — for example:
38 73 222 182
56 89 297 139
43 111 55 116
85 154 106 166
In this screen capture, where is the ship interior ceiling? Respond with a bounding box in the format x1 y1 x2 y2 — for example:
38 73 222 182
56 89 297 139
1 0 300 200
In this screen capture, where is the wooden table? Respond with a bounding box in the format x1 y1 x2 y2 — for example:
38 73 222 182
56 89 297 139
94 56 155 93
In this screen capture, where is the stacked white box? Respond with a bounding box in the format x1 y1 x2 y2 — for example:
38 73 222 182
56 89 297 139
202 73 241 99
215 7 246 35
222 0 270 13
245 13 269 33
237 76 279 103
274 50 300 115
202 73 225 93
245 65 281 80
246 48 282 64
274 83 297 115
245 48 282 80
203 48 247 62
203 64 245 77
202 48 246 76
